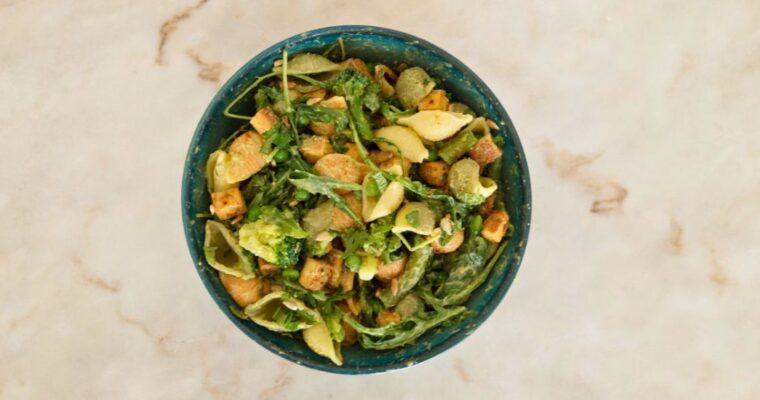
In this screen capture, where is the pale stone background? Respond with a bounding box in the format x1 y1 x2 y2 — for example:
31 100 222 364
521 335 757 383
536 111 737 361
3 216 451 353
1 1 759 399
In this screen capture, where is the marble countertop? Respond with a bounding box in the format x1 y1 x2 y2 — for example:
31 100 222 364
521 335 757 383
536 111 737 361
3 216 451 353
2 1 759 399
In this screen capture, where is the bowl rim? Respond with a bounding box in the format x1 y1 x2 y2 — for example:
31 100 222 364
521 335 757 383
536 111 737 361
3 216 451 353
182 24 532 374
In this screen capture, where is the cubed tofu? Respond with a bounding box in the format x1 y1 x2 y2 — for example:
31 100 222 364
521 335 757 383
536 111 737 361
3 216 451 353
320 96 347 110
343 143 363 162
211 187 246 220
309 121 336 136
481 210 509 243
379 155 411 177
299 257 330 291
326 249 344 289
431 230 464 254
370 150 410 176
375 256 407 281
368 150 395 165
314 154 367 186
310 121 337 137
340 270 355 292
376 310 401 326
258 258 279 276
418 89 450 111
468 135 503 166
419 161 449 186
219 272 264 307
330 193 363 231
226 132 267 182
249 107 278 134
299 135 334 164
305 88 327 100
341 58 371 78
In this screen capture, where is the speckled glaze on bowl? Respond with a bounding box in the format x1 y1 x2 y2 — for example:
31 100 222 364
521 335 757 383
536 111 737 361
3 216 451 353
182 25 531 374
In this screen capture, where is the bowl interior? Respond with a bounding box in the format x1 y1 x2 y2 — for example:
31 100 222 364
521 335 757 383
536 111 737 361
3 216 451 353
182 26 531 374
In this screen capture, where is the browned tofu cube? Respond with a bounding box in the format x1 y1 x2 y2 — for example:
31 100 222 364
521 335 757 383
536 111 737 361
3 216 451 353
418 89 450 111
340 271 355 293
419 161 449 186
326 249 344 289
211 187 246 220
299 257 330 291
226 132 266 182
258 258 279 275
219 272 264 307
314 154 367 186
249 107 278 134
299 135 334 164
305 88 327 100
341 58 371 78
309 121 336 137
368 150 395 165
320 96 347 110
375 153 410 177
342 143 363 162
481 210 509 243
330 193 363 231
468 135 503 166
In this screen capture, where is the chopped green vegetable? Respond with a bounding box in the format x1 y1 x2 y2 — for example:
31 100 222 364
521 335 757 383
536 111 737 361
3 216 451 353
378 245 433 307
439 131 477 164
238 207 306 266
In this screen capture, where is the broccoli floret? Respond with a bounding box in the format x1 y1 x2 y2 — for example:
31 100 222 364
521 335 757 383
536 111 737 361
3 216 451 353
238 207 307 266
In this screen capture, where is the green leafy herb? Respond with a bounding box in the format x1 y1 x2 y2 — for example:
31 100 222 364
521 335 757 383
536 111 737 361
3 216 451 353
344 306 466 350
378 245 433 307
288 170 363 225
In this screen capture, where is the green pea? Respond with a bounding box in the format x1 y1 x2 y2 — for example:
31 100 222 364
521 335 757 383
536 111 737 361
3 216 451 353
365 177 380 198
274 148 290 162
294 188 311 201
282 268 300 281
468 215 483 235
345 254 361 270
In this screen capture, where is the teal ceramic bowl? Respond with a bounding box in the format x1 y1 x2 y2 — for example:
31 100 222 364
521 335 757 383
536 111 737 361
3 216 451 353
182 25 531 374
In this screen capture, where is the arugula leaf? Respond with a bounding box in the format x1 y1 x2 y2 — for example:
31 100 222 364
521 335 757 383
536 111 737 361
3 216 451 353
339 228 368 258
380 102 415 122
343 306 467 350
288 170 363 225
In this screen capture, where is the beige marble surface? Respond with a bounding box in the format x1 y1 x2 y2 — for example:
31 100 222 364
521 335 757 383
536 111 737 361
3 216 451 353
2 1 759 399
